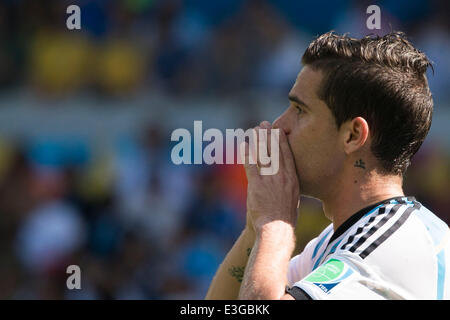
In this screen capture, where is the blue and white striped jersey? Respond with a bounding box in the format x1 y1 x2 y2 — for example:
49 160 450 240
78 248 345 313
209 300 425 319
286 196 450 300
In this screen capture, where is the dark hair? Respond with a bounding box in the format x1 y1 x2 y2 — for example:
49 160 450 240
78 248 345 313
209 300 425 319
302 31 433 176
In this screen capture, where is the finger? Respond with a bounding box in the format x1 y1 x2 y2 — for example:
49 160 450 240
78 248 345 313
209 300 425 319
257 128 271 168
252 126 265 169
250 128 259 169
240 141 259 180
239 129 257 165
260 120 272 129
259 121 272 158
278 129 297 174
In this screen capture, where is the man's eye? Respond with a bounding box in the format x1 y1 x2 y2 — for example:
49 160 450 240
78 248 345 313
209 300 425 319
295 106 303 115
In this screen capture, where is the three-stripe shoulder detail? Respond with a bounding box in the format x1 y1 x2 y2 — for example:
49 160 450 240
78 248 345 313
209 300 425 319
340 201 421 259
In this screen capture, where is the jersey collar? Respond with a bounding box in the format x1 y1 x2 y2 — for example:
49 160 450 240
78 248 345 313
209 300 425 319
328 196 417 244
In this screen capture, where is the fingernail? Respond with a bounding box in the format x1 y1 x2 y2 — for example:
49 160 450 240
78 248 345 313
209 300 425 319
260 121 271 128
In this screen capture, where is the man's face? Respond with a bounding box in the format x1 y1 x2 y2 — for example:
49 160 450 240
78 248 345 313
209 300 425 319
273 66 345 199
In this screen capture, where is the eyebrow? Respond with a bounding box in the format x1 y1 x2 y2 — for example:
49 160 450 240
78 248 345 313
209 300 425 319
288 93 311 111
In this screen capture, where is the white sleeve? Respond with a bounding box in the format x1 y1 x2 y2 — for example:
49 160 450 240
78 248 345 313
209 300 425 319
288 253 397 300
287 237 317 287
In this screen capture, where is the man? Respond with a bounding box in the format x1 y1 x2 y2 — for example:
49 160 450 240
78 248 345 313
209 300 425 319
205 31 450 300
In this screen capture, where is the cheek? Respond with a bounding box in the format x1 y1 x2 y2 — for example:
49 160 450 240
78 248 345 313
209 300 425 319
286 114 338 162
289 123 339 169
315 131 344 173
286 128 308 169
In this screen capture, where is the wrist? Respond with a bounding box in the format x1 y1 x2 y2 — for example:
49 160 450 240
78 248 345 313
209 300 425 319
255 220 296 248
243 225 256 242
256 219 295 237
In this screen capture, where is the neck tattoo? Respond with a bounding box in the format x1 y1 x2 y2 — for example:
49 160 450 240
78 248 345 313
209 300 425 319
354 159 366 169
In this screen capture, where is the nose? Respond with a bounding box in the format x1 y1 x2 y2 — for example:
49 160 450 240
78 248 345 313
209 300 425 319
272 108 291 135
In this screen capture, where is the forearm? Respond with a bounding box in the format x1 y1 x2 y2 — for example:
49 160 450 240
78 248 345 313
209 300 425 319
205 227 255 300
238 221 296 300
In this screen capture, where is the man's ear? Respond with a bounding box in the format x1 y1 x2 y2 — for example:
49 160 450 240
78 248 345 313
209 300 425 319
342 117 369 155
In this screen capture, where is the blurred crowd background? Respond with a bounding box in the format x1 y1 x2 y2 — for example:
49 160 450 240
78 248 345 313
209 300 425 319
0 0 449 299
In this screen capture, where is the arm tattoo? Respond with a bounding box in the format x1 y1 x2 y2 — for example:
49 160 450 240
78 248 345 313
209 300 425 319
228 266 245 283
228 248 252 283
354 159 366 169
